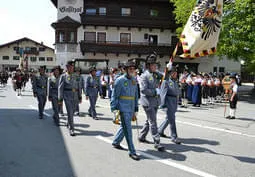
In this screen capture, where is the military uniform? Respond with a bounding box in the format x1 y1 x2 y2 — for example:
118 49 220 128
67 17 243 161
58 67 82 135
74 68 85 115
111 62 139 160
32 66 48 119
158 72 181 144
85 67 102 119
48 71 61 125
138 53 164 150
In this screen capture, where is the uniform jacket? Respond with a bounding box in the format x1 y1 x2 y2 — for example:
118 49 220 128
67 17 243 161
32 74 48 96
58 72 82 101
48 75 60 99
160 77 179 110
110 74 138 113
85 75 102 97
139 70 162 107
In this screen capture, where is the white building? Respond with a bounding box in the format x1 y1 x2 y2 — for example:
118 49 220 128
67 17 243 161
0 37 56 71
50 0 241 74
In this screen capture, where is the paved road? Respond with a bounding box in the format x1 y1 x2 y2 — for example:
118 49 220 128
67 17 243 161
0 80 254 177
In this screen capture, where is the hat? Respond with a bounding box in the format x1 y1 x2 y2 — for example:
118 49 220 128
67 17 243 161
39 65 46 70
146 52 158 64
52 65 61 72
89 66 97 73
124 61 136 69
66 60 74 66
118 62 125 69
168 66 177 73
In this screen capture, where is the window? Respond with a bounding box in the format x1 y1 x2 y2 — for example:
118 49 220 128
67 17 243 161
30 57 37 62
84 32 96 42
213 67 217 73
2 56 9 60
99 7 106 15
150 9 159 17
120 33 131 44
39 47 45 52
219 67 225 73
59 31 65 42
47 57 53 61
39 57 45 61
13 56 20 60
86 8 96 15
70 32 75 42
97 32 106 43
121 8 131 16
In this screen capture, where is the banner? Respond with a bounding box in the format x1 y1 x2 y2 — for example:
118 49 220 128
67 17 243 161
180 0 223 58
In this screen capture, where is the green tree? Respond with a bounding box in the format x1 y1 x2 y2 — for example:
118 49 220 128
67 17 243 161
170 0 255 73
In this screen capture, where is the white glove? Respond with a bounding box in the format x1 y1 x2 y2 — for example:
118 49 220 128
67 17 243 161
156 88 161 95
167 61 172 71
113 110 118 114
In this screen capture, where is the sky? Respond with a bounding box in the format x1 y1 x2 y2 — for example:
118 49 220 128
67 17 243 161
0 0 57 48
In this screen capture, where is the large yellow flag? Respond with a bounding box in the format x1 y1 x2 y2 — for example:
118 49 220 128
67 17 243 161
180 0 223 58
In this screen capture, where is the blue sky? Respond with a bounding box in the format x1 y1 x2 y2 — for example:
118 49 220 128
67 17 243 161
0 0 57 48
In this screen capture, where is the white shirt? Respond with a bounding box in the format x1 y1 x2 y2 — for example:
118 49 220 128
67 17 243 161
232 83 238 93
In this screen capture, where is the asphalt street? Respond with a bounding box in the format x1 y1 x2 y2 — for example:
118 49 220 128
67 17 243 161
0 79 254 177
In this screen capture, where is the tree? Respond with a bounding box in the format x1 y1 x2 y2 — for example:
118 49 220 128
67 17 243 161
170 0 255 73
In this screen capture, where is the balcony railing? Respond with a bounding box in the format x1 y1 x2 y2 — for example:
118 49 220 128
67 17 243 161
80 40 174 56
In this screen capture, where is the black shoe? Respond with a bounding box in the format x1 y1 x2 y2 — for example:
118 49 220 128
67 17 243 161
172 138 181 144
154 144 165 151
112 143 125 150
129 154 140 161
138 138 151 144
93 117 99 120
226 115 231 119
88 113 92 117
39 116 43 119
69 129 75 136
159 133 167 138
230 116 235 119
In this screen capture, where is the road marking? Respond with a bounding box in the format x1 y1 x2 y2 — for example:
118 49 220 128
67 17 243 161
96 135 217 177
29 105 51 117
97 103 255 138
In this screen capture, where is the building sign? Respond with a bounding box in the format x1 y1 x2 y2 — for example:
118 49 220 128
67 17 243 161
59 6 82 13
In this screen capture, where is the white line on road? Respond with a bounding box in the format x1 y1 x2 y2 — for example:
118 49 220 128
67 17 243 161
29 105 51 118
96 135 217 177
97 103 255 138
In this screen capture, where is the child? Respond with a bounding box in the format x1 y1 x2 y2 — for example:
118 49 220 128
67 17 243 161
226 74 238 119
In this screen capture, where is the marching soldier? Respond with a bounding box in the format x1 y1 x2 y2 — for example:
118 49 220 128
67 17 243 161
48 66 61 126
32 66 48 119
74 67 84 116
138 53 164 151
58 61 82 136
158 66 181 144
85 67 103 120
226 73 238 119
111 61 140 160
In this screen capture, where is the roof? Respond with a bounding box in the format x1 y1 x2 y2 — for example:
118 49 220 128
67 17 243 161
51 0 57 8
51 16 81 29
0 37 54 51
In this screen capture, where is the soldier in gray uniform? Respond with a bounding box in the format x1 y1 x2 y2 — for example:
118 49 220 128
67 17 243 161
48 66 61 126
58 61 82 136
74 67 84 116
85 67 103 120
158 66 181 144
138 53 164 151
32 65 48 119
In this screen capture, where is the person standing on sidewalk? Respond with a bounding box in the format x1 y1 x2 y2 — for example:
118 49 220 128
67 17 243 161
138 53 164 151
111 61 140 161
158 66 181 144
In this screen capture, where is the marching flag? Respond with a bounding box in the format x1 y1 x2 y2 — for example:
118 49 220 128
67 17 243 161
179 0 223 58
